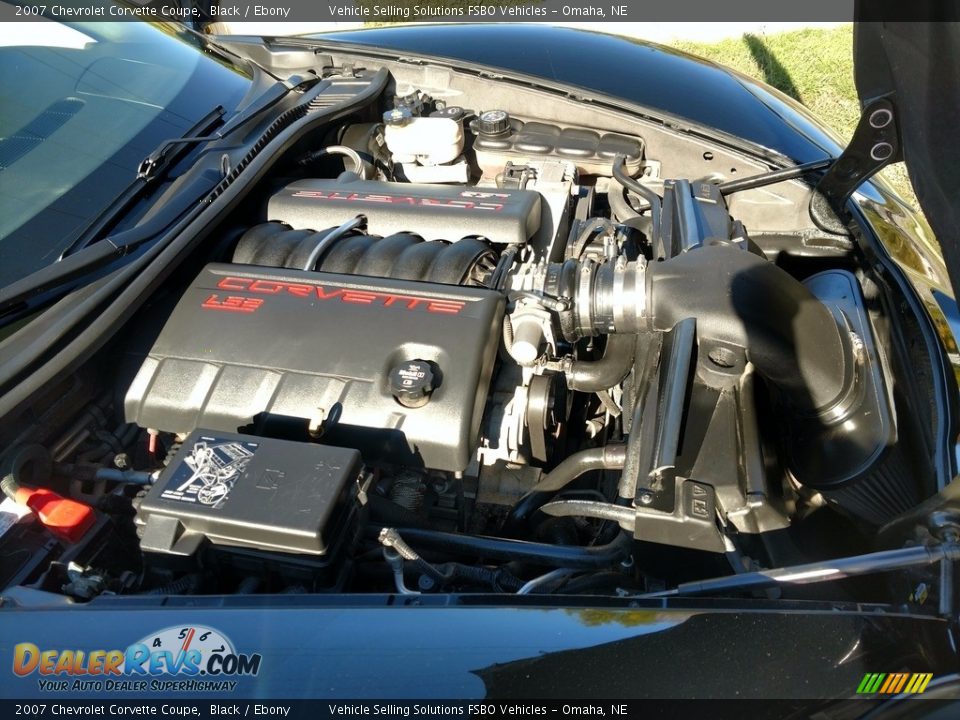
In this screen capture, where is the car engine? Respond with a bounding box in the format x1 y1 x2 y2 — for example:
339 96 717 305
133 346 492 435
0 65 937 602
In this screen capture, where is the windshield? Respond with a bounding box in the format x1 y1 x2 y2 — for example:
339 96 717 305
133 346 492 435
0 20 251 288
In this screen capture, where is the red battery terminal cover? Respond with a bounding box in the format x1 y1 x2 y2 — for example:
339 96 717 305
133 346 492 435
13 487 95 544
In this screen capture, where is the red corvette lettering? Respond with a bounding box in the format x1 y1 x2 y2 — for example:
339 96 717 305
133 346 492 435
315 287 344 300
201 294 263 313
428 300 466 314
209 276 465 315
217 277 249 291
247 279 283 294
341 290 378 305
289 189 504 212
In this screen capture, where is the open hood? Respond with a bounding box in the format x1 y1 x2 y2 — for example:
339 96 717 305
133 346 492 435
853 18 960 296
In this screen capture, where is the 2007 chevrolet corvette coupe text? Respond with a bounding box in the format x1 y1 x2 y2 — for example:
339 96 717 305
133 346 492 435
1 14 960 705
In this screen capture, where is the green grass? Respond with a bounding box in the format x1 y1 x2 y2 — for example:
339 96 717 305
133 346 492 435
671 25 917 207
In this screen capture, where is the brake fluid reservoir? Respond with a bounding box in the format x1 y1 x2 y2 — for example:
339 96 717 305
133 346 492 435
384 117 464 165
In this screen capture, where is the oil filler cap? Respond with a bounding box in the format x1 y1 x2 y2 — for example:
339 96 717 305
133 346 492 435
389 360 435 408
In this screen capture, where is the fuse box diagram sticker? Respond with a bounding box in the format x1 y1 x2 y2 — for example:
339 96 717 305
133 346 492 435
160 437 258 509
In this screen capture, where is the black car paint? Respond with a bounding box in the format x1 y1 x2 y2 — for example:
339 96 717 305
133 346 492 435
0 23 957 704
0 597 955 699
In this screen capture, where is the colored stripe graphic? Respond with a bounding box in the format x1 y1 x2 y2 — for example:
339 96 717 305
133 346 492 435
858 673 887 695
857 672 933 695
892 674 908 693
878 674 897 693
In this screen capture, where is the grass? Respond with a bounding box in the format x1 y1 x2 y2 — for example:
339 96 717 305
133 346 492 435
671 25 918 207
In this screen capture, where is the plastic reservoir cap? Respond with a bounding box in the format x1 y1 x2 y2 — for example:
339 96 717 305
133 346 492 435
14 487 95 544
384 117 464 166
477 109 511 137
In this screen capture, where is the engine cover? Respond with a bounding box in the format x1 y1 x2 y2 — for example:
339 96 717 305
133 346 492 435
124 264 505 471
269 174 540 245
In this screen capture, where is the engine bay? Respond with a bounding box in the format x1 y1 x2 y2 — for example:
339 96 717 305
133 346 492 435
0 59 944 604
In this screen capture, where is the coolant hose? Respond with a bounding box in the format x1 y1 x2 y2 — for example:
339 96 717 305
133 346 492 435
504 445 628 532
607 179 653 236
532 445 628 494
613 154 661 249
298 145 368 177
563 335 636 392
607 178 639 221
302 215 365 271
372 526 632 570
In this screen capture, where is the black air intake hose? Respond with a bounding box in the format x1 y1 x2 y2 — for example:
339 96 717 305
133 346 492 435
645 244 851 414
538 244 852 415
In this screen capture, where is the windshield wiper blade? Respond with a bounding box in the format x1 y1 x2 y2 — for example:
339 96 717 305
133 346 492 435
59 105 226 260
0 212 176 316
4 75 322 319
137 73 317 181
59 73 315 262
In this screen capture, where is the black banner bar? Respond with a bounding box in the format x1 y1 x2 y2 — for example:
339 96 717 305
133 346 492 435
1 699 949 720
2 0 959 23
0 0 863 24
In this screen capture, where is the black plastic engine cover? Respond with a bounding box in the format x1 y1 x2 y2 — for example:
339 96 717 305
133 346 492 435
269 174 540 245
124 264 505 471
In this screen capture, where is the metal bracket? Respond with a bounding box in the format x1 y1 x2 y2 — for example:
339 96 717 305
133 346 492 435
634 477 728 553
811 97 902 231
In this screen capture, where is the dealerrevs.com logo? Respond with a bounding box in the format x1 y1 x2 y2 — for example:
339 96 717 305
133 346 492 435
12 625 261 693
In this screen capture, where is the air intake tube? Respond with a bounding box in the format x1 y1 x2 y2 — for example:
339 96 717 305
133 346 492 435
646 246 853 415
531 244 853 416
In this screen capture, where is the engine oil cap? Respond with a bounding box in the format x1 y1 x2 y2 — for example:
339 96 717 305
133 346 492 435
389 360 435 408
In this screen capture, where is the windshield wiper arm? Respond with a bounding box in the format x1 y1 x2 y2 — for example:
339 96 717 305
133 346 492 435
59 105 226 260
3 73 323 318
135 105 227 181
0 212 178 316
137 73 317 181
60 73 316 262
